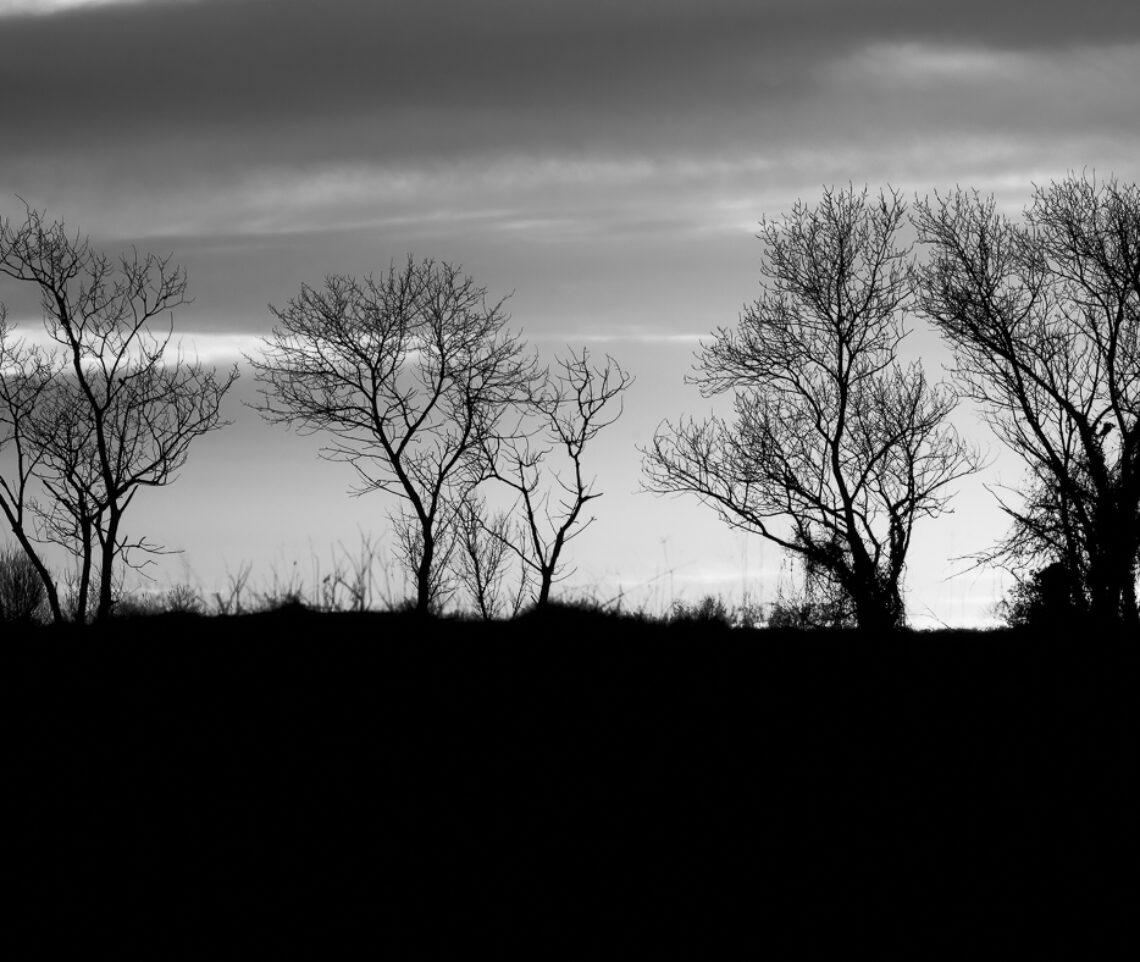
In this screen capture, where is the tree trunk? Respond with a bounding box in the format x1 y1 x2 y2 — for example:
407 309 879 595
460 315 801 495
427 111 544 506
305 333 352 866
853 597 893 633
95 513 119 622
14 531 63 625
76 543 91 624
1085 523 1138 629
72 513 95 624
415 531 435 615
40 570 63 625
850 569 903 633
534 568 553 609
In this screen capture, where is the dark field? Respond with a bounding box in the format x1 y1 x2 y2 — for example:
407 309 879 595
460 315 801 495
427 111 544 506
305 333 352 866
8 607 1139 954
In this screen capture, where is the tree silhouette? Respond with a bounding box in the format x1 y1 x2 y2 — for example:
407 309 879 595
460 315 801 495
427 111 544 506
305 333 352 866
250 259 536 614
644 186 979 631
480 348 632 609
915 174 1140 628
0 208 238 622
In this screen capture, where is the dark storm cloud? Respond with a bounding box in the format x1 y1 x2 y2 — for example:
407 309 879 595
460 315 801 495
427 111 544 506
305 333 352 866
2 0 1139 171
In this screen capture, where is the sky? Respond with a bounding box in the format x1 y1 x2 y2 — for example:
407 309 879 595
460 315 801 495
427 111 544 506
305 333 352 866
2 0 1140 625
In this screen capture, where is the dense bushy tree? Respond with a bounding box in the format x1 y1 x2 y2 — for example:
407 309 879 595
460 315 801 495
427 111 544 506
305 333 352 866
915 174 1140 628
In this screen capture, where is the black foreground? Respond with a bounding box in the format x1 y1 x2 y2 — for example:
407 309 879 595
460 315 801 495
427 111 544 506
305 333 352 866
8 606 1139 955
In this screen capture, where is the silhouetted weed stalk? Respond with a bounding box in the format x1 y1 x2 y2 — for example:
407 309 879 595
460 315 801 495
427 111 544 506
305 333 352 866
205 533 403 616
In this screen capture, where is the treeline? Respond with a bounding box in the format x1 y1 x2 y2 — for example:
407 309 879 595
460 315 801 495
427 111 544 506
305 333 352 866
2 173 1140 630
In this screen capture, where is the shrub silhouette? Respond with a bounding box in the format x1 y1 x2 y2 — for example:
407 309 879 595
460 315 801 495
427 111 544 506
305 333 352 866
767 598 850 630
1000 561 1087 629
0 543 45 624
164 584 205 616
669 594 733 627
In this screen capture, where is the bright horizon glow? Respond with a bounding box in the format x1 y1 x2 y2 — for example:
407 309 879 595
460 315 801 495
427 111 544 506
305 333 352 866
0 0 179 15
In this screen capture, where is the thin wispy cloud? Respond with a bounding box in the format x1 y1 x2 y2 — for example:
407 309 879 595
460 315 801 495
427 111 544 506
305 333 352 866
0 0 156 15
1 320 257 368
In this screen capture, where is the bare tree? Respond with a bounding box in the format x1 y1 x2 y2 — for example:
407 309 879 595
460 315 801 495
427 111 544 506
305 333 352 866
480 349 632 609
914 174 1140 628
250 259 536 614
0 207 240 622
643 186 979 631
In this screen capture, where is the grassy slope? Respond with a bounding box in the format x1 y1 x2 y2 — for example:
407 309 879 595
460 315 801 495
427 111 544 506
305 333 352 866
7 606 1139 953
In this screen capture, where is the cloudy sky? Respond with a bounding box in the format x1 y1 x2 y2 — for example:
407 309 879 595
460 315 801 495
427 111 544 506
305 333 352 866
3 0 1140 623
